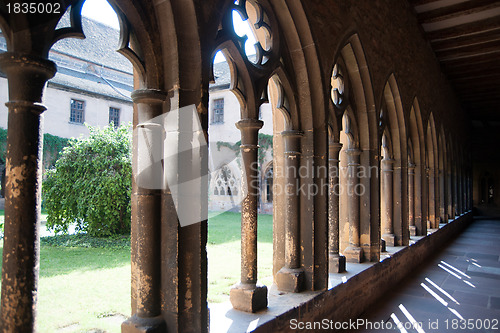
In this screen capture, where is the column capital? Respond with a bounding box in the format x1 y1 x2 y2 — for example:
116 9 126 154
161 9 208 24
236 118 264 130
0 52 56 104
381 158 395 172
329 142 343 161
282 130 303 156
236 119 263 147
345 148 361 156
0 52 56 79
131 89 168 104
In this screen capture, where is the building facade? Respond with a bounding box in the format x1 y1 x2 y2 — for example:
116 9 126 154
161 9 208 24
0 0 497 332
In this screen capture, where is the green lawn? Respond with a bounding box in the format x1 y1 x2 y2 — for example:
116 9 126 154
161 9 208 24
207 211 273 303
0 211 273 332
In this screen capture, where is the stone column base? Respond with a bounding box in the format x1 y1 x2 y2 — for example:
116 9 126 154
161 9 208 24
121 315 166 333
344 246 363 263
382 233 395 247
409 225 417 236
380 239 386 252
329 254 346 273
276 267 305 292
230 283 267 312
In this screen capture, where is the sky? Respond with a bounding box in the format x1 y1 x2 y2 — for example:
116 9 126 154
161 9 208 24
81 0 256 63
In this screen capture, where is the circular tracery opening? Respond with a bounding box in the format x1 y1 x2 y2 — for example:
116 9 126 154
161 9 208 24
331 63 345 107
232 0 273 65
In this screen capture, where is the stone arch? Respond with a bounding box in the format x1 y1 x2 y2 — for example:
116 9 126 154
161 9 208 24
408 98 425 235
380 74 409 246
267 0 335 289
426 112 438 228
332 33 378 262
438 126 448 223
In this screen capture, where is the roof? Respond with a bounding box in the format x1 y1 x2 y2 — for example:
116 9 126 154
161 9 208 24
212 61 231 88
410 0 500 124
49 69 132 103
52 15 132 74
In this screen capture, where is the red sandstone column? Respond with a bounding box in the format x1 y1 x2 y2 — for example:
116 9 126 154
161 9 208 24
328 142 346 272
381 157 396 246
122 89 167 332
344 148 364 263
276 130 305 292
230 119 267 312
408 163 416 236
0 52 56 332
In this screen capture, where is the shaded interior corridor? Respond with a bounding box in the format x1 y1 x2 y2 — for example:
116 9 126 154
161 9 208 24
356 218 500 333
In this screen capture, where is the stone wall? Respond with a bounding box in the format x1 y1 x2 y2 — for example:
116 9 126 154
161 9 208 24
254 213 473 332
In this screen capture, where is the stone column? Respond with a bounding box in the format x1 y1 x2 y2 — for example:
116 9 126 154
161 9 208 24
428 167 436 228
408 163 416 236
328 142 346 273
230 119 267 312
343 148 363 263
0 52 56 332
276 130 305 292
122 89 167 332
381 157 396 246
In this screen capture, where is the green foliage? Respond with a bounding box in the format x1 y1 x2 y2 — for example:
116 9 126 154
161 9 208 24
0 127 70 168
216 133 273 165
40 233 130 249
0 128 7 165
43 133 71 169
43 124 132 237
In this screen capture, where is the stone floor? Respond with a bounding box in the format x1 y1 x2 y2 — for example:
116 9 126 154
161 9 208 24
356 218 500 333
208 222 450 333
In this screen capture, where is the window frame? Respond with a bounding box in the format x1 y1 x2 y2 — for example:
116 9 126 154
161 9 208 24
212 98 225 124
69 98 85 124
109 106 121 128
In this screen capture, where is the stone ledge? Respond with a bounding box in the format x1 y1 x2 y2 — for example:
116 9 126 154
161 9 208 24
252 212 473 332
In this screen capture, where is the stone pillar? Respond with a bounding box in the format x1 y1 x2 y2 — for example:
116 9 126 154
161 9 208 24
408 163 417 236
381 157 395 246
0 52 56 332
448 168 455 220
343 148 363 263
276 131 305 292
230 119 267 312
456 170 462 215
328 142 346 273
428 167 436 228
122 89 167 332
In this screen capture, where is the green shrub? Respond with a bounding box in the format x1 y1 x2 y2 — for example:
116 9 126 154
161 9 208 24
43 124 132 237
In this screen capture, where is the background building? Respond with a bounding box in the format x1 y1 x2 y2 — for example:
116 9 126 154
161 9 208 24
0 17 273 212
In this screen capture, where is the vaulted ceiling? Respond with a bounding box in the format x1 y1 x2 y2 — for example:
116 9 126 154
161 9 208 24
410 0 500 125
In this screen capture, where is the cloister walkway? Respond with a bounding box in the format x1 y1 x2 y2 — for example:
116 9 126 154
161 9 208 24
356 218 500 333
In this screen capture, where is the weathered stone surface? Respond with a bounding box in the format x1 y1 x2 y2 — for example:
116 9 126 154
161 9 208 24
276 267 305 293
121 315 166 333
344 246 363 263
329 254 346 273
230 284 268 313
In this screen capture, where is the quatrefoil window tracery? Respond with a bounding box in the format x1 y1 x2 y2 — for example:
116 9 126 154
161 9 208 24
331 63 347 110
232 0 273 66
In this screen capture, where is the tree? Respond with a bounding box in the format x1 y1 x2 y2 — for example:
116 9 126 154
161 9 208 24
43 124 132 237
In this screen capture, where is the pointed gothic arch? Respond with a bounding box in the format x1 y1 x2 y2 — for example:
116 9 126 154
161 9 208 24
408 98 425 235
426 113 439 229
380 74 409 246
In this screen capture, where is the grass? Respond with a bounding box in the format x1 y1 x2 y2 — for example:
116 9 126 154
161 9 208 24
0 210 273 332
207 211 273 303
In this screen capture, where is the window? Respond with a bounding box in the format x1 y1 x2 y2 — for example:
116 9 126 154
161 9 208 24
213 166 238 196
109 107 120 128
264 166 273 203
212 98 224 124
70 99 85 124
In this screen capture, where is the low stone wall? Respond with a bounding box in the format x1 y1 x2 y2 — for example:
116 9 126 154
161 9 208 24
255 212 473 332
